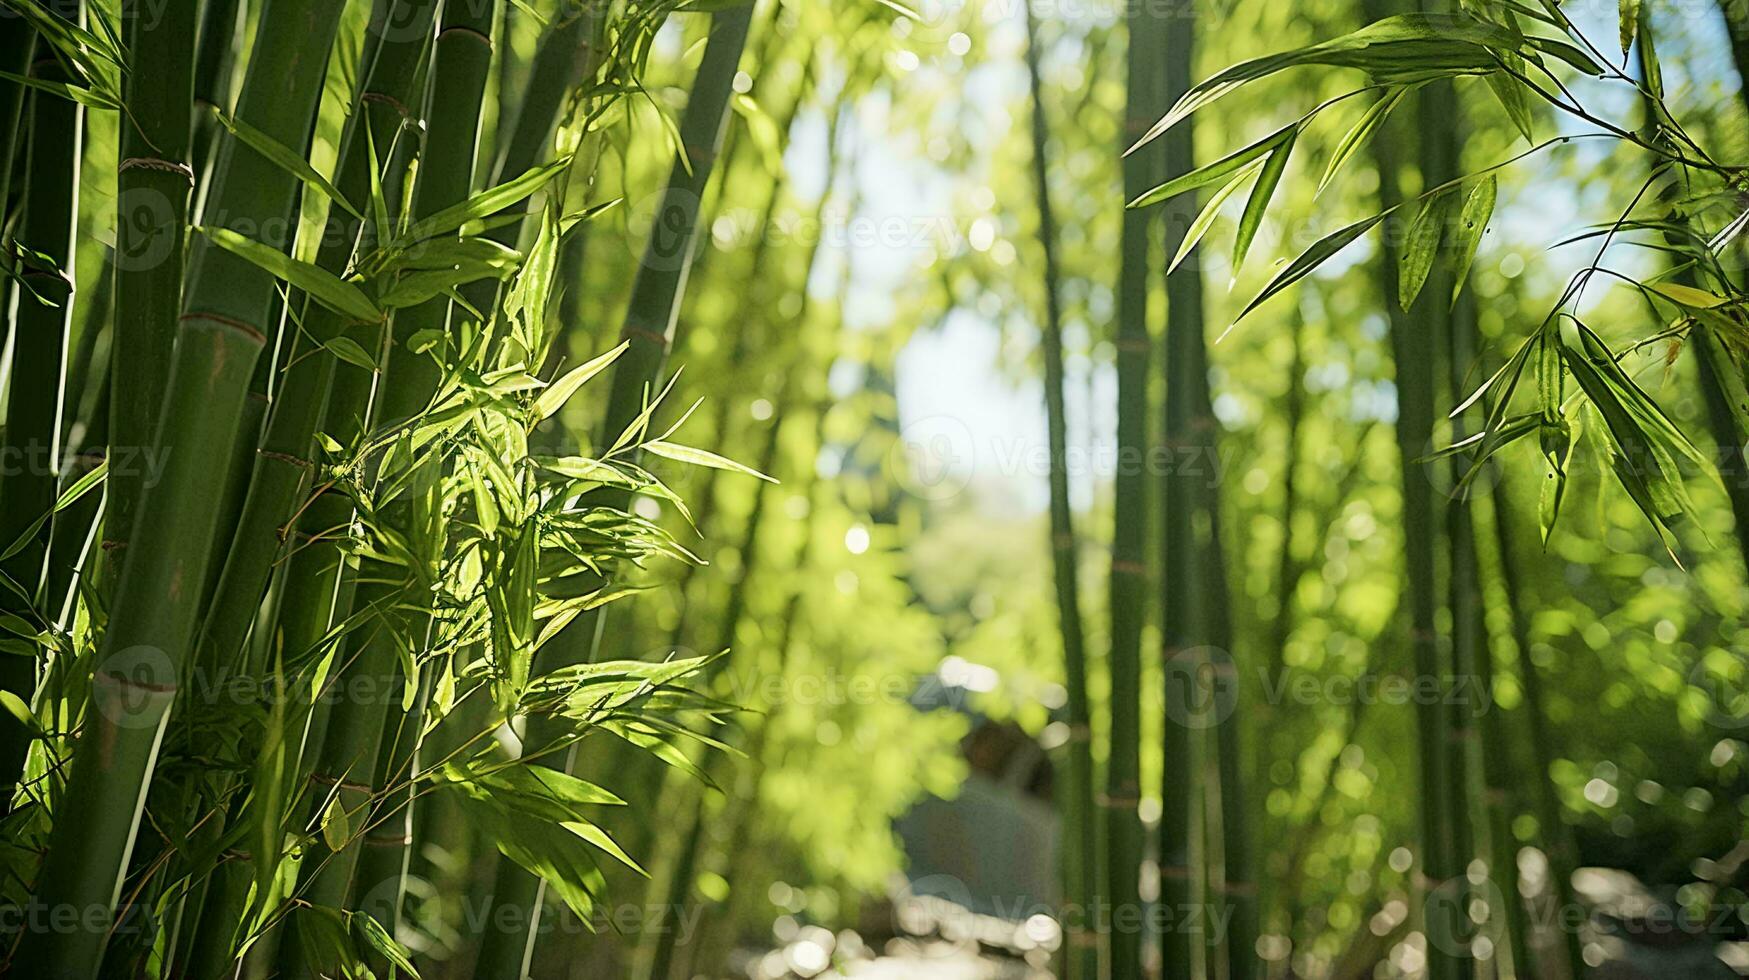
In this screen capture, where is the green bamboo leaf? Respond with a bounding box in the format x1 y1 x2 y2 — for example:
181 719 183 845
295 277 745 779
321 795 350 852
53 457 107 513
1129 124 1293 209
1525 35 1607 75
1239 213 1387 322
211 107 363 222
350 912 420 977
1645 281 1728 309
0 691 43 739
323 336 379 372
1448 176 1497 306
533 342 629 421
564 820 645 875
198 226 381 323
1132 14 1522 149
1171 162 1261 273
875 0 921 18
1619 0 1641 54
0 70 121 111
1232 130 1296 276
1319 86 1410 195
1484 58 1535 144
643 440 778 483
1399 189 1456 309
396 155 571 247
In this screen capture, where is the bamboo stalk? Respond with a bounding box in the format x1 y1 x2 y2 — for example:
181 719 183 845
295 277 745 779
195 0 434 702
1422 75 1479 976
0 12 81 805
105 0 197 591
1491 485 1583 979
1109 4 1164 977
278 7 495 964
1020 8 1095 979
471 9 755 975
14 0 348 969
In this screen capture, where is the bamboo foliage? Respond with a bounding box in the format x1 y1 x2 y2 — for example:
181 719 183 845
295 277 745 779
472 7 756 974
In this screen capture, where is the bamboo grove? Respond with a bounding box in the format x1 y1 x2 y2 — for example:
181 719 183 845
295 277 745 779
1 0 1749 977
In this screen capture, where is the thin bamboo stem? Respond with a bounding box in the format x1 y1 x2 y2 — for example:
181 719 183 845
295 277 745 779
1020 8 1095 979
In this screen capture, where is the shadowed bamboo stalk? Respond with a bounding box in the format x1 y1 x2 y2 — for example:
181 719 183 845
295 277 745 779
0 27 34 365
105 0 197 591
0 14 80 801
471 8 755 975
13 0 348 971
1109 4 1164 978
277 6 496 970
1020 7 1095 979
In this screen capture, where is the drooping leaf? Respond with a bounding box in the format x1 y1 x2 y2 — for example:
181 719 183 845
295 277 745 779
198 227 381 323
1232 129 1296 276
1171 162 1261 273
1448 175 1498 306
1319 86 1411 195
1484 57 1535 144
211 107 363 222
1238 213 1387 322
1128 125 1294 209
1399 188 1456 309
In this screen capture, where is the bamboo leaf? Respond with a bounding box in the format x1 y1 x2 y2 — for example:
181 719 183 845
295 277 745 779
643 440 778 483
1130 125 1293 210
321 795 350 852
1232 130 1295 276
350 912 419 977
211 107 364 222
1484 59 1535 144
52 458 107 513
1645 281 1728 309
323 336 379 372
198 227 381 323
1399 189 1455 309
1171 162 1260 273
397 155 572 246
1619 0 1641 54
1239 213 1387 322
1319 86 1410 195
1448 175 1497 306
533 342 630 421
563 820 646 875
1132 14 1524 149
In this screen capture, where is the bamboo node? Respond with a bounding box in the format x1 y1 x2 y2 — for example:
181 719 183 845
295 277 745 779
1217 881 1259 897
440 25 494 50
363 833 413 846
94 669 177 696
1115 336 1149 353
180 311 268 344
360 91 413 118
1159 864 1197 881
621 324 670 350
1112 558 1147 576
1097 791 1141 808
258 449 315 469
119 156 195 185
310 772 372 794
